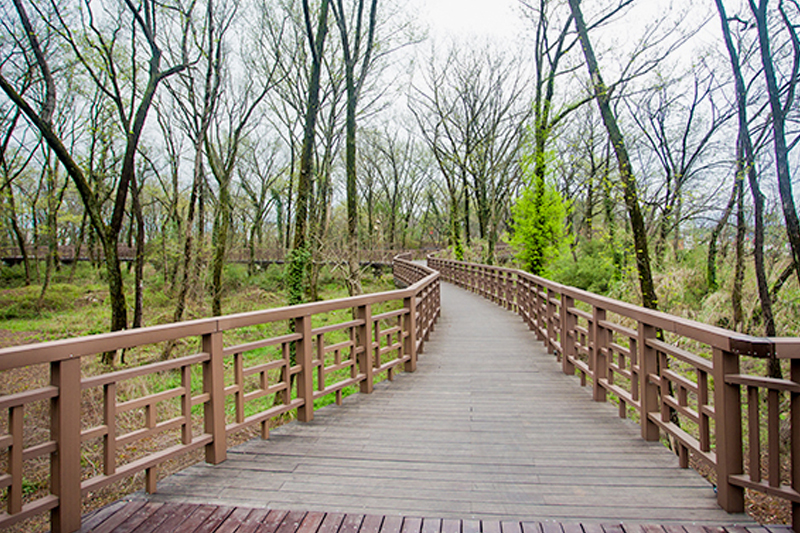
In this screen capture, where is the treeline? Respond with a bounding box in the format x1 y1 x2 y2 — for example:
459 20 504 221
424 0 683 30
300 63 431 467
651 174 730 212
0 0 798 353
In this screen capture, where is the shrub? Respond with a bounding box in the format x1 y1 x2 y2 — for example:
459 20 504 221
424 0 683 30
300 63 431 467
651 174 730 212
547 239 619 294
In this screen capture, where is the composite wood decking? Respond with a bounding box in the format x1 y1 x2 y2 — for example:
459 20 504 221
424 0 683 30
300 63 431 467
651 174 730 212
119 282 755 527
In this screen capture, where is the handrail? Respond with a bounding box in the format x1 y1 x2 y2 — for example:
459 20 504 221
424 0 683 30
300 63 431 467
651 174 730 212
428 255 800 531
0 256 440 532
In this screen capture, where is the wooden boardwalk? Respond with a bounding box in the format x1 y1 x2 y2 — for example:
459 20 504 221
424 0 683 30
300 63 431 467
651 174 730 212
118 283 754 527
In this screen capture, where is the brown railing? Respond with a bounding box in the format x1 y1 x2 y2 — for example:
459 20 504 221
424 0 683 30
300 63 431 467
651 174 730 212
0 257 439 532
429 256 800 530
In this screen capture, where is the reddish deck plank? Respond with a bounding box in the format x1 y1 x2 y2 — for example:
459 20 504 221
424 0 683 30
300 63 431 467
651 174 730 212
402 517 423 533
381 515 405 533
80 502 772 533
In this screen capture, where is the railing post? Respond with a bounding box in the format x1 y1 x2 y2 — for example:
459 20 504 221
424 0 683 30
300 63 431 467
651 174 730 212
295 314 315 421
202 331 227 463
791 358 800 533
713 346 744 513
534 283 545 341
519 277 532 329
561 294 576 376
50 357 81 533
545 288 555 354
404 296 417 372
638 322 660 441
357 304 374 394
591 307 607 402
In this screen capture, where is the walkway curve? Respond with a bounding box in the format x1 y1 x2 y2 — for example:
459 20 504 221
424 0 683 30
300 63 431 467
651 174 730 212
140 282 754 525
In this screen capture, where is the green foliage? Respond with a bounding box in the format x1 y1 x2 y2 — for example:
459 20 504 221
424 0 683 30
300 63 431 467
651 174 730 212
219 263 249 292
453 238 464 261
286 247 311 306
548 238 620 293
0 283 85 320
509 178 570 275
249 263 285 291
0 264 28 288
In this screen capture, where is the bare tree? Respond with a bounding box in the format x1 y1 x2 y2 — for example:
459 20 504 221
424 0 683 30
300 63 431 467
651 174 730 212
748 0 800 287
0 0 188 357
239 138 284 275
330 0 379 295
411 42 530 262
567 0 658 309
628 67 733 263
288 0 331 305
714 0 780 377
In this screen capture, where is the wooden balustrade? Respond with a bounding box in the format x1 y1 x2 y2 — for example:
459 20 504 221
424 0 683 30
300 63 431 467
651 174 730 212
429 255 800 531
0 257 439 532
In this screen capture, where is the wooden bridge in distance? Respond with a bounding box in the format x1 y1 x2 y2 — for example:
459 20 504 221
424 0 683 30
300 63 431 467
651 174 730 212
0 256 798 532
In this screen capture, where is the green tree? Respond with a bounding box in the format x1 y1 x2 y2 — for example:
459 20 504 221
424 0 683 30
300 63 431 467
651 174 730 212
510 168 569 275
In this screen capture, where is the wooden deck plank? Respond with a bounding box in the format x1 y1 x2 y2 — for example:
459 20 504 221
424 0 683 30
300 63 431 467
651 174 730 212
422 517 442 533
80 500 139 532
190 505 235 533
401 517 423 533
318 512 346 533
237 508 273 533
77 503 771 533
538 523 559 533
130 501 194 533
580 524 604 533
462 519 481 533
97 501 162 533
380 515 404 533
171 505 220 533
482 520 502 533
559 524 583 533
341 514 366 533
260 510 293 533
441 518 461 533
297 511 325 533
214 506 258 533
361 514 385 533
296 512 328 533
276 511 313 533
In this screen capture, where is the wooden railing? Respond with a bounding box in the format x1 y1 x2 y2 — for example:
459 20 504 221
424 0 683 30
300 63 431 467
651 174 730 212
429 256 800 530
0 257 439 532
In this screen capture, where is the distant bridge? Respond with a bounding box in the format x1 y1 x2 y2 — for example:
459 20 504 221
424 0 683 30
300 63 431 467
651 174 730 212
0 246 438 267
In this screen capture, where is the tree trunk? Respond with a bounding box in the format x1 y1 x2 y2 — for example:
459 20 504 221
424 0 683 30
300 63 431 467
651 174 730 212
37 153 61 309
568 0 658 309
707 171 737 292
69 211 87 283
5 184 31 285
462 169 471 247
289 0 330 306
732 139 745 329
211 176 231 316
750 0 800 289
714 0 778 378
344 73 362 296
131 174 146 328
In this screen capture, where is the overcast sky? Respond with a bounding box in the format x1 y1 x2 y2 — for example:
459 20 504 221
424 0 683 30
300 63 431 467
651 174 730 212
415 0 528 41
